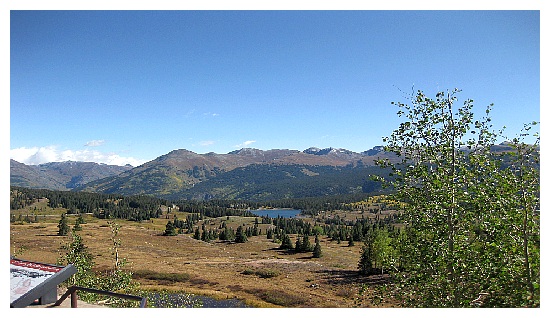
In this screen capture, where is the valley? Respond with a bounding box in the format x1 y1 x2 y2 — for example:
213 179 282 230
10 142 537 308
10 192 400 308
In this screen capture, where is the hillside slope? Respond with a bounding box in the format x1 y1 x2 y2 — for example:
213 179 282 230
10 160 133 191
74 147 395 199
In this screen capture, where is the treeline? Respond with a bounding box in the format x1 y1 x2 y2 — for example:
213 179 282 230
258 193 383 215
174 193 387 217
10 187 41 210
10 186 168 221
11 186 392 223
175 199 257 217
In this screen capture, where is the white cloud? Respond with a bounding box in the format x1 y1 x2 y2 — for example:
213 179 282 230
84 139 105 147
198 140 215 147
10 146 146 167
235 140 256 148
11 146 60 165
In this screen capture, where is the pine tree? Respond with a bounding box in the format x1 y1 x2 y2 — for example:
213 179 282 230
301 235 313 252
193 228 201 240
280 233 293 250
235 226 248 243
313 239 323 258
164 220 177 236
219 228 227 241
358 242 373 275
295 237 302 252
76 213 86 224
71 214 84 231
73 219 82 231
57 213 69 236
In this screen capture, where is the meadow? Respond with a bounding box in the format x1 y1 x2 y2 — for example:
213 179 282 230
10 198 398 307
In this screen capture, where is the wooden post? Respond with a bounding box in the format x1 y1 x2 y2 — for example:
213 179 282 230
71 290 78 308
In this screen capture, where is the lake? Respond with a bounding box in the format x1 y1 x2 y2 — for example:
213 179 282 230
249 209 302 218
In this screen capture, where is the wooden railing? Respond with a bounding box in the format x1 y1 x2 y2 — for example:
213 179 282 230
53 285 147 308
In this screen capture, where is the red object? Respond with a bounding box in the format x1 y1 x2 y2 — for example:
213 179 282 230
10 259 62 273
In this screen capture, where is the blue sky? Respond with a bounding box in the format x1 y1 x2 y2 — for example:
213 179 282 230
8 8 541 166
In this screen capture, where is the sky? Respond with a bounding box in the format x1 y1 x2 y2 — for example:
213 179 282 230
6 3 542 167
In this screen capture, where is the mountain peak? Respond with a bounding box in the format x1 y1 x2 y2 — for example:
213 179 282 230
363 146 385 156
303 147 356 156
228 148 263 156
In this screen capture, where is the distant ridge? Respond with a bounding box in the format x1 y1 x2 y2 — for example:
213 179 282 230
12 143 524 201
10 159 133 191
11 146 396 200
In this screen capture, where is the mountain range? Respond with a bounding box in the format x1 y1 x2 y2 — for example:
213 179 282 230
10 160 133 191
11 143 525 201
10 147 397 200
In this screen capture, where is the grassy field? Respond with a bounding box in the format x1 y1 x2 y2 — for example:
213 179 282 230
10 200 397 308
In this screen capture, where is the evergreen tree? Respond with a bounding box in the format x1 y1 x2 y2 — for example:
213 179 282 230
77 213 86 224
72 213 84 232
164 221 177 236
227 227 235 241
220 226 234 241
301 235 313 252
57 213 70 236
312 238 323 258
219 228 227 241
73 219 82 231
279 233 293 250
295 237 302 252
358 242 373 275
235 226 248 243
193 228 201 240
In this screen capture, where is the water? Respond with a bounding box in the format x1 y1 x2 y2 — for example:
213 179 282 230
249 209 301 218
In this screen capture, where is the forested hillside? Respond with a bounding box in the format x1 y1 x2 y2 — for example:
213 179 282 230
168 163 388 200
